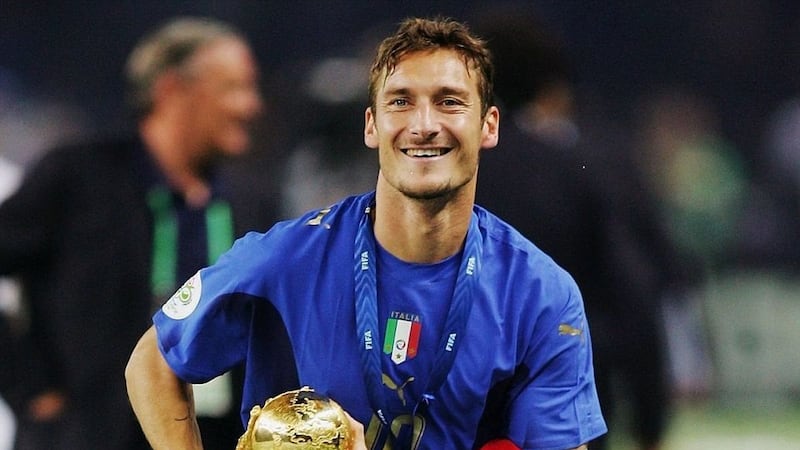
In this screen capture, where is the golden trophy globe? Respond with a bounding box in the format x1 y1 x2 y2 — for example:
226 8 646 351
235 386 353 450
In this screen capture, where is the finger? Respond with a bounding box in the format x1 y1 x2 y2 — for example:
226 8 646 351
343 411 368 450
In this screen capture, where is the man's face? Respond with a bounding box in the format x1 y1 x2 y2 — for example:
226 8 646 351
364 48 498 200
182 38 263 158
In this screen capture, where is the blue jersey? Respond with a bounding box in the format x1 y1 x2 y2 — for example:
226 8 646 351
154 192 606 449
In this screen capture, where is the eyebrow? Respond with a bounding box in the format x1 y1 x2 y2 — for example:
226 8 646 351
383 87 411 98
381 85 472 99
437 86 471 98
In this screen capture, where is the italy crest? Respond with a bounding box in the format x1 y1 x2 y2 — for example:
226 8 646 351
383 312 421 364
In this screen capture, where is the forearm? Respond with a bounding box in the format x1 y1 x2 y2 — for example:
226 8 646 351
125 326 203 450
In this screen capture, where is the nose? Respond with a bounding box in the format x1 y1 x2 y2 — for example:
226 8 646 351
408 103 440 140
229 80 263 121
242 85 264 119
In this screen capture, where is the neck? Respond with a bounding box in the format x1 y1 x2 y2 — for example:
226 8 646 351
372 174 475 264
140 116 211 208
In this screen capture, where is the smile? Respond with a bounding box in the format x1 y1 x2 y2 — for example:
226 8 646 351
402 148 451 157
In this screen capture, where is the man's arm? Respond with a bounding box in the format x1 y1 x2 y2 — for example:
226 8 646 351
125 326 203 450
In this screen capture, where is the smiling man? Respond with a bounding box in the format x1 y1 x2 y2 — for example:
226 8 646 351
125 17 606 450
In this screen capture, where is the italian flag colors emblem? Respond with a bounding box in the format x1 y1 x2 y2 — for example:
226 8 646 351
383 315 421 364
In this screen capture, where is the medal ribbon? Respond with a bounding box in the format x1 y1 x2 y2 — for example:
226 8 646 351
148 187 234 298
354 199 483 425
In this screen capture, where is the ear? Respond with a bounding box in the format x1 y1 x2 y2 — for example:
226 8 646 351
151 69 183 105
364 106 379 149
480 106 500 150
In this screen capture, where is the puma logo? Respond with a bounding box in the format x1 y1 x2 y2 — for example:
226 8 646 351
382 373 415 406
558 323 583 337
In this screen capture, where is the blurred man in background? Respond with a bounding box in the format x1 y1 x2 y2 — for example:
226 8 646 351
0 17 277 449
473 5 696 449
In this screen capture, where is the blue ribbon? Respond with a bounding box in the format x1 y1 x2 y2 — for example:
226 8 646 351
354 198 482 426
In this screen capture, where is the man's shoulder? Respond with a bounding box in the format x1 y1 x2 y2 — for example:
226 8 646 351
241 192 372 248
476 205 578 289
225 194 371 285
475 205 540 255
38 135 140 167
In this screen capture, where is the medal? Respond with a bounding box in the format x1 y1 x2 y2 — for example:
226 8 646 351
354 197 483 426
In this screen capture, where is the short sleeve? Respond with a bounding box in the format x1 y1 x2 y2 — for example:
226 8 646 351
153 236 261 383
507 279 607 449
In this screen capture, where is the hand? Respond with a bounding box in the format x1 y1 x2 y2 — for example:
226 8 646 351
27 390 66 421
344 410 367 450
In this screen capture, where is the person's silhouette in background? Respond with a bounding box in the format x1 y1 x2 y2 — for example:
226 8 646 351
0 17 279 449
473 5 696 449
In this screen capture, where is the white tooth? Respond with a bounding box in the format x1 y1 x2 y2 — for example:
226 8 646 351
408 148 442 157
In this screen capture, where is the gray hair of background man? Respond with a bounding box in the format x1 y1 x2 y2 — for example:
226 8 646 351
124 17 245 118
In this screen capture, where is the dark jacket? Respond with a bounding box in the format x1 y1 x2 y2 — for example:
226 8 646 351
0 136 279 449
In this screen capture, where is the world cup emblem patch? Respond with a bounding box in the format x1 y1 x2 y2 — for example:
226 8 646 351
162 271 202 320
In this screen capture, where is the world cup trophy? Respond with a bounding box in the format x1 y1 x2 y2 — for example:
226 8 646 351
235 386 353 449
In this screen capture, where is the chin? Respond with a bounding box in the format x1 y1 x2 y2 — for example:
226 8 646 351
221 140 250 156
407 174 475 200
400 184 457 201
227 146 249 156
220 129 253 155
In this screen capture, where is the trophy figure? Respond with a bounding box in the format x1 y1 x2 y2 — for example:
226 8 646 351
235 386 353 449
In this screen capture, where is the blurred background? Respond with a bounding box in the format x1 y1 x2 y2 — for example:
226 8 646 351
2 1 800 449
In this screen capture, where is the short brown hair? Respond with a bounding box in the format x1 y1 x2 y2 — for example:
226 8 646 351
368 17 495 116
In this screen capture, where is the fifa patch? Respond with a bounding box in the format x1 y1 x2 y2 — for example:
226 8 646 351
383 311 421 364
162 271 202 320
